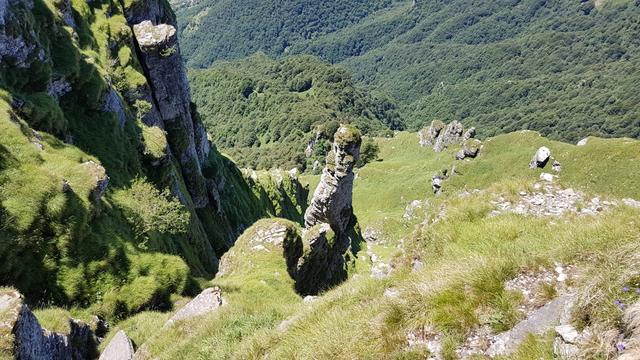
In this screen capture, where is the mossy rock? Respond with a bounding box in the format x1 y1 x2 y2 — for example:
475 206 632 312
334 124 362 147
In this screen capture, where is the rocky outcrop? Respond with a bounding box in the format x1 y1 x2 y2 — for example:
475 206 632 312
419 121 483 159
0 289 98 360
529 146 551 168
487 294 575 357
131 19 210 208
304 124 361 235
456 139 482 160
81 160 109 202
297 124 362 294
98 330 134 360
418 120 444 147
433 121 464 152
165 287 224 326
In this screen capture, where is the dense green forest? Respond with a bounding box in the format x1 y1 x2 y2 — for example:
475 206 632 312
188 54 402 170
178 0 640 142
176 0 394 68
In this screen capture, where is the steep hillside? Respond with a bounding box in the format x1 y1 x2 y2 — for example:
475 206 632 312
175 0 394 67
98 130 640 359
189 54 403 170
178 0 640 142
0 0 306 324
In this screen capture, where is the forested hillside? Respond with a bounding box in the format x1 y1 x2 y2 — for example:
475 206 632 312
178 0 640 142
189 54 402 170
175 0 394 67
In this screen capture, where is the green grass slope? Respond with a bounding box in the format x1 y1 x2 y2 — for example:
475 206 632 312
0 0 308 322
118 130 640 359
189 54 403 170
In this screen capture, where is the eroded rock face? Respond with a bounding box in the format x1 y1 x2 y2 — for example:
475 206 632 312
131 19 210 208
433 121 464 152
304 124 361 238
297 125 363 294
0 289 97 360
98 330 134 360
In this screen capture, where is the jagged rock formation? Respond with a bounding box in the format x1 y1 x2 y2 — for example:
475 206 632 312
304 124 361 235
165 287 224 326
299 124 363 294
0 289 98 360
529 146 551 168
419 120 483 159
98 330 135 360
433 121 464 152
418 120 444 147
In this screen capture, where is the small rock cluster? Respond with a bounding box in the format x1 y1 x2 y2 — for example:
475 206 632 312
418 120 482 160
367 243 392 280
490 183 619 217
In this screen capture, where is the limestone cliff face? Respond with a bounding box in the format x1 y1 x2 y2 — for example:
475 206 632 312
299 124 363 294
0 289 98 360
304 124 361 241
126 3 210 208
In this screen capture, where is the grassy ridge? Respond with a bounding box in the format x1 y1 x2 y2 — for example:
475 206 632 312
116 131 640 358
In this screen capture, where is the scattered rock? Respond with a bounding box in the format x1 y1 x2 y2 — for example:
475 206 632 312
165 287 224 326
556 324 580 343
81 160 109 202
529 146 551 168
491 184 617 217
403 200 425 220
622 198 640 208
98 330 134 360
540 172 555 182
383 288 400 298
487 294 576 356
303 296 317 303
411 258 424 272
456 325 493 358
407 326 443 359
554 337 580 359
432 176 443 194
363 226 382 243
552 160 562 172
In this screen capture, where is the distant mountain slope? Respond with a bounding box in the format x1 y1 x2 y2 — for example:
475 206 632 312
189 54 403 170
176 0 394 68
178 0 640 142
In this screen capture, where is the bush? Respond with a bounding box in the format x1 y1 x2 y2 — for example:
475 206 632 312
356 137 380 168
